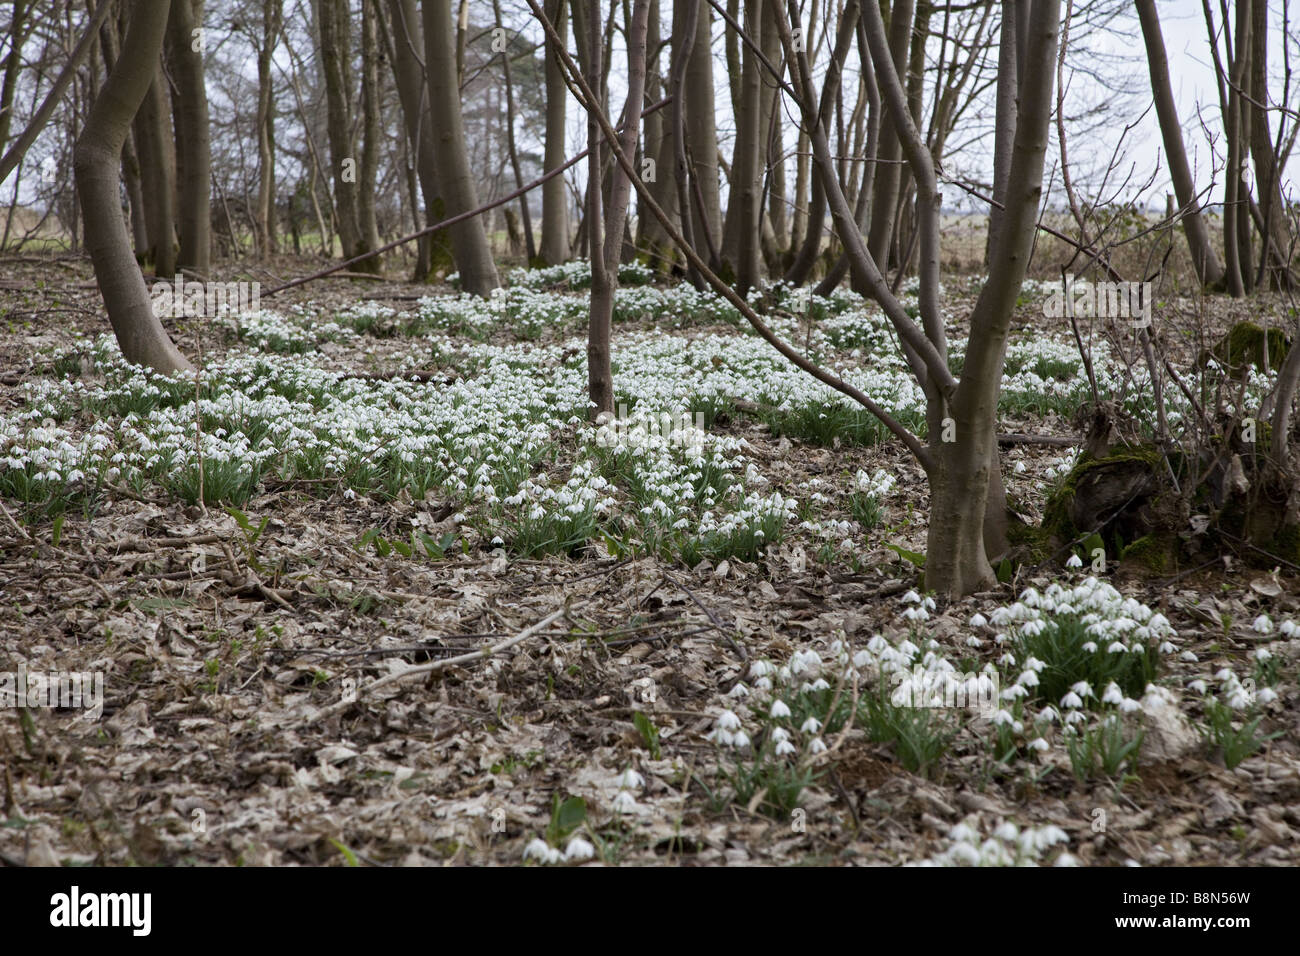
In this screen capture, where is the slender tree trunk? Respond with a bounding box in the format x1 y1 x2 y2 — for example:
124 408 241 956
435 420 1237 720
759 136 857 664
1136 0 1225 288
730 0 764 292
385 0 453 279
539 0 571 264
255 0 281 257
494 0 536 263
423 0 499 295
75 0 191 373
1222 0 1249 296
986 0 1017 265
357 0 383 271
165 0 211 277
1247 0 1293 289
924 0 1059 597
316 0 362 261
583 0 650 418
683 0 722 266
865 0 912 268
132 61 176 275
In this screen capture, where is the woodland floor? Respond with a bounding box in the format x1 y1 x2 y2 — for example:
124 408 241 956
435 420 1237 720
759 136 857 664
0 253 1297 867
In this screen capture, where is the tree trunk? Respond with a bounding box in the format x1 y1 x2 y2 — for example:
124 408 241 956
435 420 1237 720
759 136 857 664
316 0 363 261
423 0 499 295
582 0 650 418
683 0 722 266
985 0 1017 265
165 0 211 278
132 62 176 276
865 0 912 269
1135 0 1225 288
75 0 191 374
925 0 1059 597
494 0 537 263
539 0 571 264
254 0 281 258
354 0 383 271
385 0 454 279
1247 0 1293 290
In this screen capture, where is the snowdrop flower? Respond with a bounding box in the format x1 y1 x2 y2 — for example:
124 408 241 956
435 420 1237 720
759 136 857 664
617 768 644 790
1179 650 1199 663
774 739 797 757
902 589 921 604
770 700 792 719
970 613 988 629
732 729 752 749
1280 620 1298 637
807 737 827 755
524 838 562 864
726 682 750 699
1101 683 1124 705
1070 681 1094 698
800 717 823 734
1252 614 1272 635
749 660 776 679
611 791 639 814
1066 553 1083 569
564 837 595 862
947 822 978 843
1061 691 1084 709
1253 647 1272 662
1257 687 1278 705
994 822 1019 841
1158 641 1176 655
1028 737 1049 753
716 709 742 732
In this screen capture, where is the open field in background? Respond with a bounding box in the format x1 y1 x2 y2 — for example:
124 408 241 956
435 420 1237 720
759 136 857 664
0 253 1296 866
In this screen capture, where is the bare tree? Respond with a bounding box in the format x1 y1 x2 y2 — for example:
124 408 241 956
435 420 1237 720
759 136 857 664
75 0 191 374
1136 0 1224 288
165 0 211 278
423 0 499 294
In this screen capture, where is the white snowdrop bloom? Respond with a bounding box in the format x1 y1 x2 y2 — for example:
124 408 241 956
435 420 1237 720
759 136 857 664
1179 651 1199 663
1038 706 1060 724
1280 620 1299 637
1257 687 1278 705
771 727 791 744
991 709 1016 726
611 791 639 814
1028 737 1049 753
965 635 984 649
970 613 988 629
524 838 561 864
1107 641 1128 654
715 709 742 732
1253 647 1272 662
801 716 823 734
852 650 873 668
564 837 595 862
807 737 827 755
726 682 750 699
732 730 752 750
807 678 830 691
994 822 1019 841
1061 691 1084 709
1252 614 1273 634
1001 684 1027 700
866 635 889 654
1101 683 1124 705
903 606 930 623
1014 461 1027 474
998 653 1017 668
902 589 921 604
922 596 936 612
774 739 797 757
947 822 978 843
749 660 776 679
1158 641 1176 655
1214 668 1235 682
1081 641 1099 653
1054 852 1080 867
754 676 773 692
618 768 645 790
1119 697 1141 714
1065 553 1083 569
1187 679 1208 694
1023 656 1046 673
707 728 735 746
1227 689 1251 710
1064 709 1087 726
769 700 792 719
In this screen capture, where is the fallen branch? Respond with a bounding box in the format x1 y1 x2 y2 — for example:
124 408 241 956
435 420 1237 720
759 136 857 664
297 605 572 728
